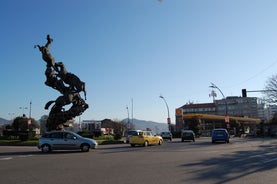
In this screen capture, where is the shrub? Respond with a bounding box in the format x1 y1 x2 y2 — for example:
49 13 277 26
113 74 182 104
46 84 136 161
77 131 94 139
114 134 122 140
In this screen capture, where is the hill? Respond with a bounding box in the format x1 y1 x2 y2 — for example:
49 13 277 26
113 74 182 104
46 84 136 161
123 118 169 133
0 117 9 125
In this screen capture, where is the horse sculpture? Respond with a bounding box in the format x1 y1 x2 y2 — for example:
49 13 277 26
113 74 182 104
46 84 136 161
35 35 88 130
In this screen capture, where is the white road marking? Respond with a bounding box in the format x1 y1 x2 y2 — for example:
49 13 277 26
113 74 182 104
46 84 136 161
0 157 13 161
18 155 33 158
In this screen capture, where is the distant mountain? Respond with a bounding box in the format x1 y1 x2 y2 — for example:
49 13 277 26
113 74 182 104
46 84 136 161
0 117 9 125
123 118 169 133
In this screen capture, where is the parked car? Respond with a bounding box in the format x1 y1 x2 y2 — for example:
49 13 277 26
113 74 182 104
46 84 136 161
37 131 98 153
126 130 142 143
129 131 163 147
181 130 195 142
160 131 172 141
211 128 230 143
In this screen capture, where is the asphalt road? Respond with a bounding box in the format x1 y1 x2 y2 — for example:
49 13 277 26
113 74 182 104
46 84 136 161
1 137 277 184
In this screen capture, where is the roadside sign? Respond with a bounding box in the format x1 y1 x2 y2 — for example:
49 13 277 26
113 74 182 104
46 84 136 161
225 115 229 123
167 117 171 124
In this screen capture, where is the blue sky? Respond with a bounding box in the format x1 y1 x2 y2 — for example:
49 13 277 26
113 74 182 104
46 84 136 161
1 0 277 123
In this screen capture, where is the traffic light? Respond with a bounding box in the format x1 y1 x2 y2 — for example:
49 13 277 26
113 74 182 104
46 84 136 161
242 89 247 97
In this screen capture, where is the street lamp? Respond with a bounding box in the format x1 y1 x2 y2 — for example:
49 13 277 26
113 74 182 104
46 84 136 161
126 106 130 129
209 82 225 99
19 107 28 116
209 82 228 115
29 101 32 118
209 82 229 128
159 95 171 131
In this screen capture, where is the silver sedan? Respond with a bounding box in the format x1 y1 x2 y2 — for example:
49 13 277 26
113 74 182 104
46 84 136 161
37 131 98 153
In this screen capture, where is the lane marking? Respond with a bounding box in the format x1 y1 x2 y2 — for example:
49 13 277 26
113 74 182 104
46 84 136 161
0 155 34 161
0 157 13 161
18 155 33 158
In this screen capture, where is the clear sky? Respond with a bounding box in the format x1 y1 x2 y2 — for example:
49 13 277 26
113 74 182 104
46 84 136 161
1 0 277 124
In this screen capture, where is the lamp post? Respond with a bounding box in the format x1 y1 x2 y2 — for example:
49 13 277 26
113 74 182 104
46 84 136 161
19 107 28 116
159 95 171 131
126 106 130 129
29 101 32 118
209 82 228 115
209 82 229 128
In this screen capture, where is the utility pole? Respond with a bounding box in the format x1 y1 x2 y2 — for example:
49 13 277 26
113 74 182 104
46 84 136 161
159 95 171 131
29 100 32 118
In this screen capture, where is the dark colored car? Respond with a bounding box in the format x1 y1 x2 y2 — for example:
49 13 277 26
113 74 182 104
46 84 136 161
160 132 172 141
212 128 230 143
181 130 195 142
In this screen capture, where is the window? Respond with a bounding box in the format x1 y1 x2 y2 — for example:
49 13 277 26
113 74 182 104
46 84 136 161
145 132 150 136
50 132 63 139
64 133 75 139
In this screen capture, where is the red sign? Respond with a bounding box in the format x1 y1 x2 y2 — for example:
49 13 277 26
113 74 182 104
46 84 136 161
167 118 171 124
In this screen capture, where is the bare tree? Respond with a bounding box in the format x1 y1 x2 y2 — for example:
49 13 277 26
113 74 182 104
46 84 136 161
264 74 277 103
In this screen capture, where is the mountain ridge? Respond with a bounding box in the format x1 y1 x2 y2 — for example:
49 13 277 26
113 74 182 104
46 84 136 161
0 117 9 125
123 118 169 133
0 117 170 133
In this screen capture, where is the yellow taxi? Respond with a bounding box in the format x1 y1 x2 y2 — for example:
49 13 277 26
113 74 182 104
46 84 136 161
129 131 163 147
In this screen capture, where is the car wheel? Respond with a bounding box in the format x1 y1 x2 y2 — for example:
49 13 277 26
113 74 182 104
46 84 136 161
193 139 195 142
158 140 162 145
143 141 148 147
81 144 90 152
226 140 230 143
41 144 51 153
131 144 135 147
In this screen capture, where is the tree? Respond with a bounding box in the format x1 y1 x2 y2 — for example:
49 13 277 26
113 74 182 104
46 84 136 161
270 112 277 124
12 115 40 131
264 74 277 103
39 115 48 133
101 119 127 137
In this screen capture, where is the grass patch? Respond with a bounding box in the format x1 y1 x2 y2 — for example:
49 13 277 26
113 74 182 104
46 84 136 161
0 139 38 146
94 135 124 145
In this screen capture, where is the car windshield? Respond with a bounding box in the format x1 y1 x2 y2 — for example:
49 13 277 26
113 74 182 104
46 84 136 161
184 131 192 133
128 131 139 136
213 130 226 135
184 132 192 136
71 132 82 138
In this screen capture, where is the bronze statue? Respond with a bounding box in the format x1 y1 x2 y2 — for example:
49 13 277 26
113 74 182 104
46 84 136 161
56 62 87 100
34 35 58 72
35 35 89 131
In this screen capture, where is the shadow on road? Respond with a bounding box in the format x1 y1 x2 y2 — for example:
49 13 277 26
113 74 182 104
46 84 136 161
0 151 40 157
97 143 167 154
179 140 277 184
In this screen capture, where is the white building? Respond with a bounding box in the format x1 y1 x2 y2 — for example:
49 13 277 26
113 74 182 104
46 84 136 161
265 105 277 121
